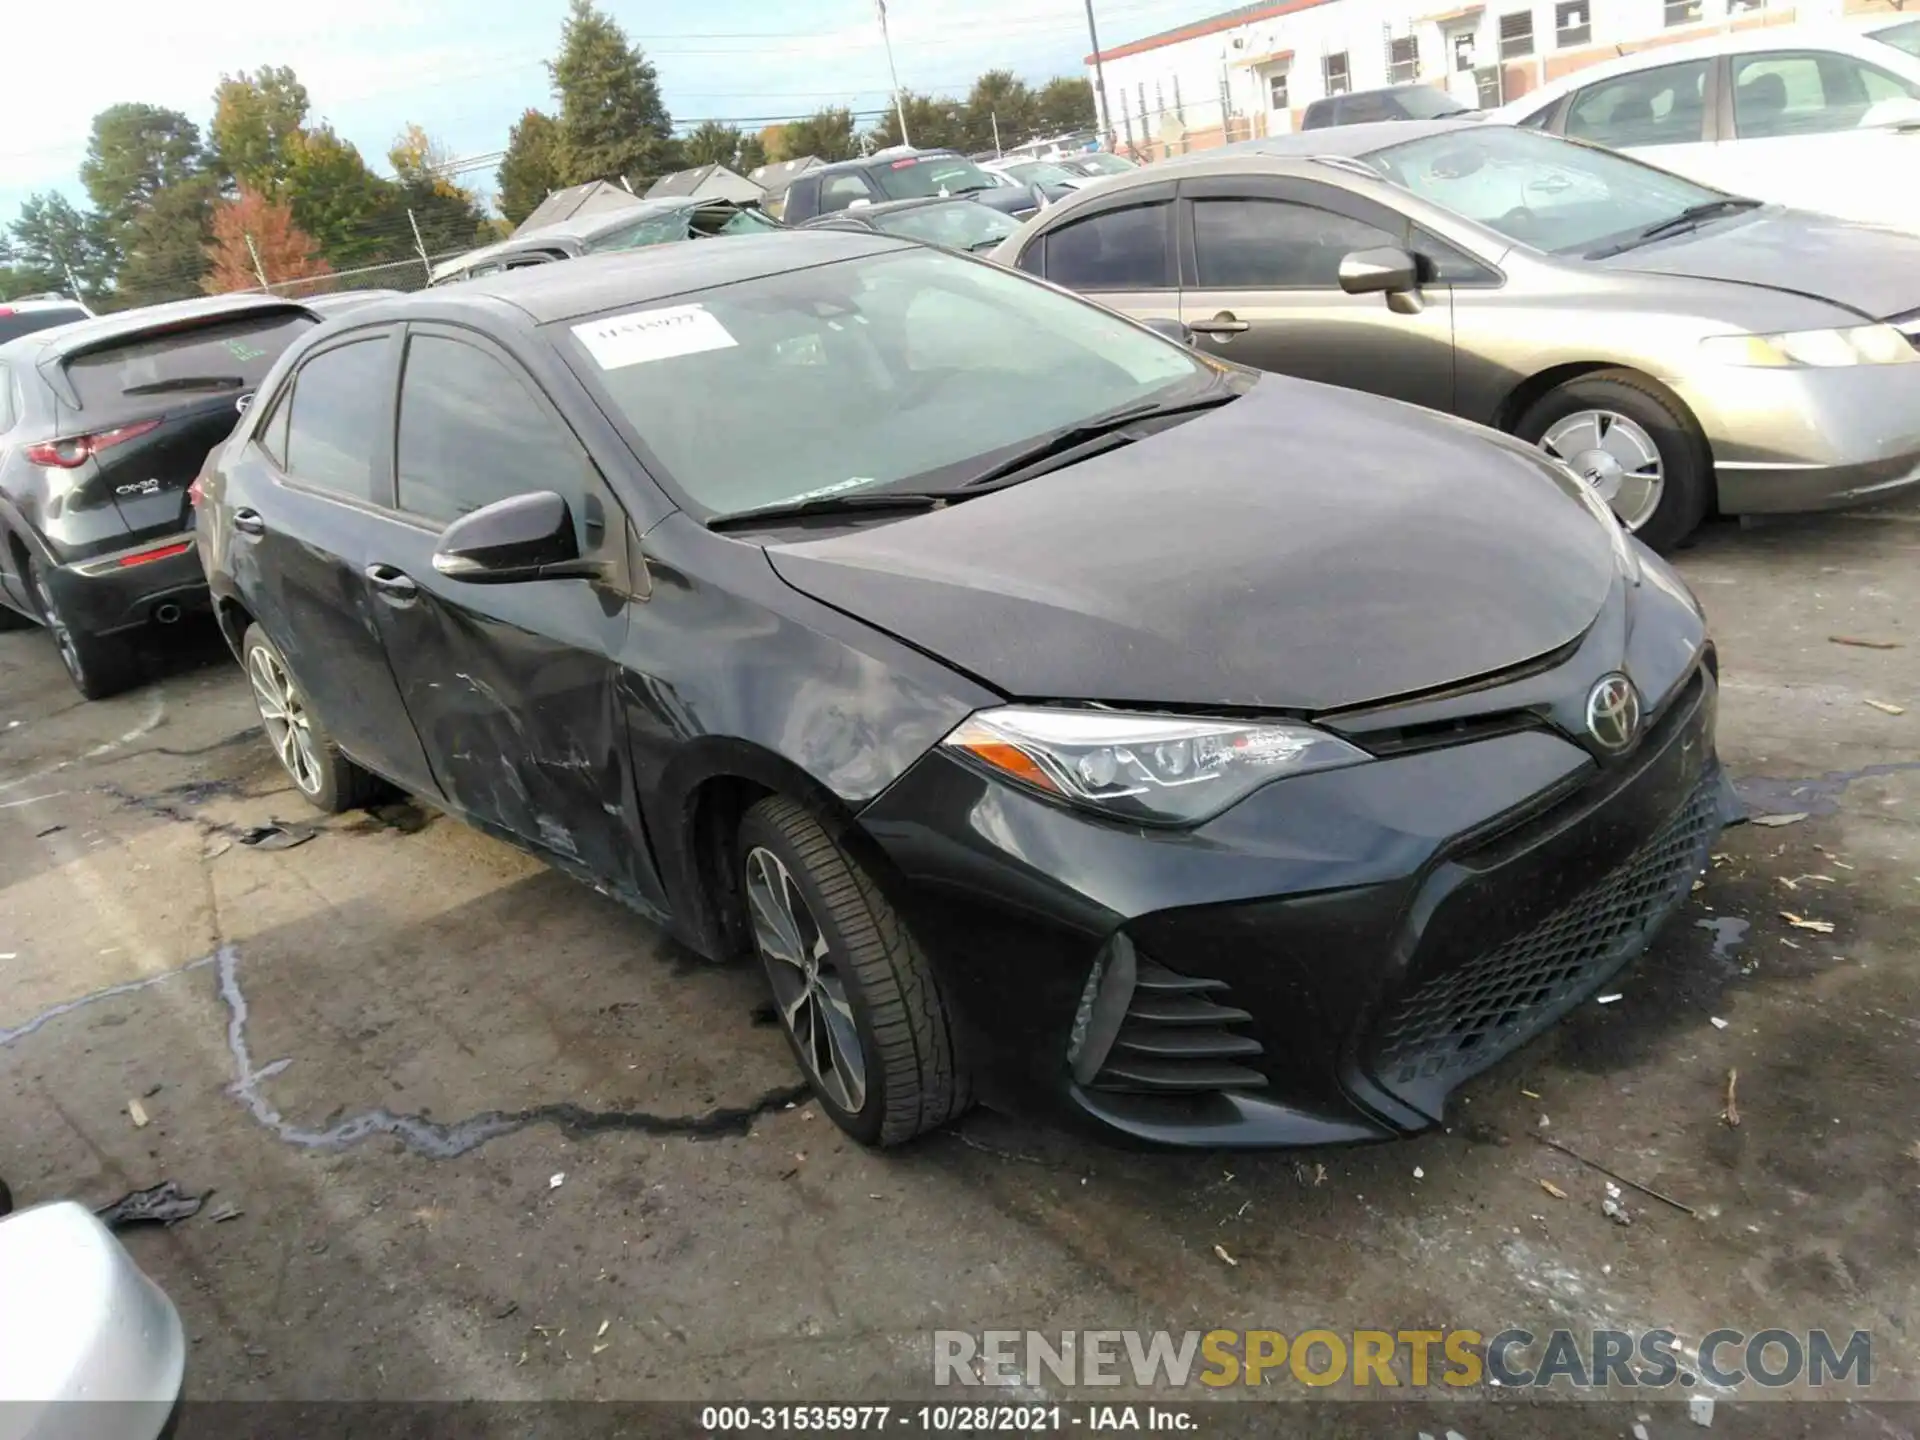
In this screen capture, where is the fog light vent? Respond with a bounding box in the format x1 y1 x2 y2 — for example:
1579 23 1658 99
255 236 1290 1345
1074 939 1265 1094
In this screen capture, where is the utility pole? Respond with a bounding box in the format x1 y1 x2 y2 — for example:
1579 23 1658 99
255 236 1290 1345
1084 0 1115 151
992 111 1003 156
877 0 912 147
407 208 434 285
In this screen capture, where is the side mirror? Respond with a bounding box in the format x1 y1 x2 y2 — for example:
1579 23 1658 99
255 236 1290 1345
432 491 600 584
1338 246 1425 315
1141 317 1197 348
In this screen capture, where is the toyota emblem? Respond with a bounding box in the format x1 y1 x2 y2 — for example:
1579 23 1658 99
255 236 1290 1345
1585 673 1641 753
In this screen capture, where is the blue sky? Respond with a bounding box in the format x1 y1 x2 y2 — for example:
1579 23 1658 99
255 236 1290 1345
0 0 1210 224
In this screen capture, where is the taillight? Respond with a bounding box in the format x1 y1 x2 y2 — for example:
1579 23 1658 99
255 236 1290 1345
23 418 161 469
116 541 194 568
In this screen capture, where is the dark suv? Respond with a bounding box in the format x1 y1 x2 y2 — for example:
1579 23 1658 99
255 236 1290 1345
1301 84 1472 129
781 150 1041 225
0 294 318 697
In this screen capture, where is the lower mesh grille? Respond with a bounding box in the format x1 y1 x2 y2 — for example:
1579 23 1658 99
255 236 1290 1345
1370 775 1722 1107
1092 958 1266 1093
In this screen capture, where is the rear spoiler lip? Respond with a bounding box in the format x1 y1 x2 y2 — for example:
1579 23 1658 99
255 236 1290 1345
35 300 317 410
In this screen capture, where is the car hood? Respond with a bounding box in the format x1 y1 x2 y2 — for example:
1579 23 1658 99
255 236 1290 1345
1601 208 1920 320
766 379 1618 713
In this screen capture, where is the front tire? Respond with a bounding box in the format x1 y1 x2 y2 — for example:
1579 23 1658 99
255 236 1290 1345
25 555 140 700
242 625 384 813
1515 370 1711 552
738 795 971 1146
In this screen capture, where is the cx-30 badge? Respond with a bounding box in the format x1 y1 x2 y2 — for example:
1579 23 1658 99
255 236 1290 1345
1586 673 1641 753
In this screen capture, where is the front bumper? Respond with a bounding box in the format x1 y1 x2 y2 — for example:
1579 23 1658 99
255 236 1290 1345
1676 360 1920 515
46 532 208 637
861 602 1732 1148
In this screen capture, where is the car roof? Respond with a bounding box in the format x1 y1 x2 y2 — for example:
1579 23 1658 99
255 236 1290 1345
18 293 313 364
433 198 723 282
806 195 986 224
814 149 964 176
1181 115 1481 161
363 230 910 326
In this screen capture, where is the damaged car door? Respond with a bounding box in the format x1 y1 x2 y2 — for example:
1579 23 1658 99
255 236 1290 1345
358 323 652 900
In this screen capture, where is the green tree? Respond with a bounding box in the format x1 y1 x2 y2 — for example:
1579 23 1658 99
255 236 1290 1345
1035 76 1097 137
388 125 491 257
737 132 768 176
548 0 677 187
117 175 218 306
80 104 206 235
681 120 745 171
8 193 115 302
776 108 861 163
965 71 1037 153
210 66 311 195
497 108 565 226
868 93 968 152
285 125 396 267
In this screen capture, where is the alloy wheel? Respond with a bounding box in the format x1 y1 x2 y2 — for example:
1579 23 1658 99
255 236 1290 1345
745 845 868 1114
1538 409 1665 534
248 645 323 796
27 563 83 685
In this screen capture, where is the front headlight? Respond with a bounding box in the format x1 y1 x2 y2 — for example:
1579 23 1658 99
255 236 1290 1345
1700 324 1916 368
940 707 1369 825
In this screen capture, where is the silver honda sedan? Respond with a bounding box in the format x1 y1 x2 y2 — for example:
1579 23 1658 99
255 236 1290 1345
991 120 1920 549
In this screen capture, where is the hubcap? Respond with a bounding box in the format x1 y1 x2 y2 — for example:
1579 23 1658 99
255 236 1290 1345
1538 409 1665 533
744 846 867 1114
248 645 323 796
27 564 82 683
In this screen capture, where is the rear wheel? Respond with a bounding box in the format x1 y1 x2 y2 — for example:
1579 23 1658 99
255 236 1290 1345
25 555 140 700
738 795 970 1146
242 624 384 813
1515 371 1711 552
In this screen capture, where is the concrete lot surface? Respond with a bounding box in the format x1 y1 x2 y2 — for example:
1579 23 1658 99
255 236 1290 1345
2 504 1917 1437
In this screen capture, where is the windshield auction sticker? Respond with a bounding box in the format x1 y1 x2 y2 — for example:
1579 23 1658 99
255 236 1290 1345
572 304 738 369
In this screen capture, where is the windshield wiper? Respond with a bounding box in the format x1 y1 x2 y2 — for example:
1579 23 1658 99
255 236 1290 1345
122 375 245 395
707 490 957 531
953 392 1242 491
1586 198 1762 258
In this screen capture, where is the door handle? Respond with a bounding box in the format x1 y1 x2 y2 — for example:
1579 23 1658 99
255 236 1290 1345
231 508 265 536
1189 314 1250 336
364 564 419 602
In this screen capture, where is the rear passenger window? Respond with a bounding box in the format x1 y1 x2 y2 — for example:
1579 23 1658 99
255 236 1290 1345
1732 50 1920 138
396 335 583 528
1041 203 1172 290
1564 60 1710 147
282 339 388 503
820 175 877 214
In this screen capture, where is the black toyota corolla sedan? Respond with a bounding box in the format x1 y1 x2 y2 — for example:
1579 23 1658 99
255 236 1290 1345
195 232 1735 1149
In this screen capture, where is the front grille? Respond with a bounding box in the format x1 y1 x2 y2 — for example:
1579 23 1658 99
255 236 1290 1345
1369 774 1722 1108
1090 958 1267 1094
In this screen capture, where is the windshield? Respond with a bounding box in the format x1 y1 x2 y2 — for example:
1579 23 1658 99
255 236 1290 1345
1070 153 1136 175
557 248 1209 517
1395 85 1472 118
1005 161 1081 187
1868 18 1920 58
1363 126 1729 254
874 154 996 200
875 201 1019 251
583 210 693 252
